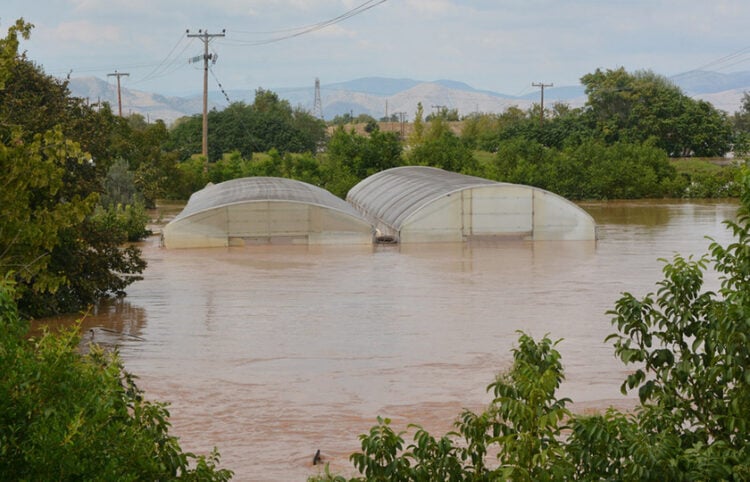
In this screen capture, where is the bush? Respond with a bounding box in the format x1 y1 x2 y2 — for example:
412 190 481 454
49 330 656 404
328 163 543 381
493 139 677 200
90 203 151 243
0 282 233 480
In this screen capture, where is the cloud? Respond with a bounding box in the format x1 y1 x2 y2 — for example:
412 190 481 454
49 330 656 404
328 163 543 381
52 20 122 44
310 23 356 39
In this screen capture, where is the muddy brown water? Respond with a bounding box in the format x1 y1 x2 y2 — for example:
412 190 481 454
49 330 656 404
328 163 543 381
42 200 739 481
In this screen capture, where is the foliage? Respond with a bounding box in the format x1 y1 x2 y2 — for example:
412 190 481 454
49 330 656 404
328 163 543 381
349 417 410 481
604 168 750 478
343 333 574 481
101 157 144 207
409 102 425 146
0 282 233 480
672 158 743 199
166 90 326 162
407 117 478 174
493 138 677 200
484 333 572 480
581 68 733 157
171 155 210 200
0 127 97 314
327 126 403 179
110 115 177 207
425 107 459 122
91 203 151 243
0 18 31 89
0 20 146 317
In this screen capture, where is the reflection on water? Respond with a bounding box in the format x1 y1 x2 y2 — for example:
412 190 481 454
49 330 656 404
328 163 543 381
41 200 739 481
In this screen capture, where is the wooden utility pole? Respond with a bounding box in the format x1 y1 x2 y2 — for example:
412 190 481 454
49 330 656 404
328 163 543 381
532 82 553 127
107 71 129 116
186 29 225 161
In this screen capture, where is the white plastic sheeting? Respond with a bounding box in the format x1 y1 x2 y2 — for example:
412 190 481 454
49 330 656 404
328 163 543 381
347 166 596 243
163 177 374 248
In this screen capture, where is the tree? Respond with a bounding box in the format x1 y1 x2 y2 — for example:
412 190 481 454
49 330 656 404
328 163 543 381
409 102 425 145
406 117 478 174
581 68 732 156
492 138 677 200
327 126 403 179
425 107 459 122
167 92 325 163
731 92 750 158
0 20 146 317
0 128 97 314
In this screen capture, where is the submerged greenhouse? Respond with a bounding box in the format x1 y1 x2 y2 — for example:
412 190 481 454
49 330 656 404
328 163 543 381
346 166 596 243
163 177 375 248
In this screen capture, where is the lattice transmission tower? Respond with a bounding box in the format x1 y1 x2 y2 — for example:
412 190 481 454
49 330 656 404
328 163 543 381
313 77 324 120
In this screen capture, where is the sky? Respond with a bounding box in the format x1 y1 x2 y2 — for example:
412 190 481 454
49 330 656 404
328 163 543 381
4 0 750 98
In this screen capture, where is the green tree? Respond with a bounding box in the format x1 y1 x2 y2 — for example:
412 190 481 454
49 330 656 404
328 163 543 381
327 126 403 179
407 117 478 174
0 20 146 317
731 92 750 158
341 333 575 481
581 68 732 156
493 138 676 200
167 93 325 163
409 102 425 146
109 114 177 207
0 128 96 313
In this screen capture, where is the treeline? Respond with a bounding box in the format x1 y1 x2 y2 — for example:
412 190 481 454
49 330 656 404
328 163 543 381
156 68 747 202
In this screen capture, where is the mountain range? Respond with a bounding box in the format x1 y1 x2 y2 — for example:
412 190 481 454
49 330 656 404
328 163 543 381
67 71 750 125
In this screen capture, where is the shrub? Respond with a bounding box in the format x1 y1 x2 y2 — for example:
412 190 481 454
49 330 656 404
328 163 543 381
0 281 233 480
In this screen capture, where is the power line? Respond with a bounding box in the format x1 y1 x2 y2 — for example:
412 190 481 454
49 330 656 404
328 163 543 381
673 45 750 79
49 1 387 94
209 67 231 104
222 0 387 47
135 33 192 84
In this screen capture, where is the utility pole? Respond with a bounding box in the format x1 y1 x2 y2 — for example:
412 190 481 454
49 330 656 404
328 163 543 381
431 104 446 118
532 82 553 127
107 71 129 117
186 29 225 161
397 112 406 139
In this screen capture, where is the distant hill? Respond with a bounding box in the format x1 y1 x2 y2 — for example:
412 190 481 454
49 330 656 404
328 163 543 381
66 71 750 125
67 77 218 124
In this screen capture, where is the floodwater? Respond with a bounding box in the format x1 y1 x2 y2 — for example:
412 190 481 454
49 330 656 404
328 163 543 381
45 200 738 481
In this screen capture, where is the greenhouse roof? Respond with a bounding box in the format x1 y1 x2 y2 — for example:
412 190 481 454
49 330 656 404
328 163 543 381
346 166 499 231
173 177 366 223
